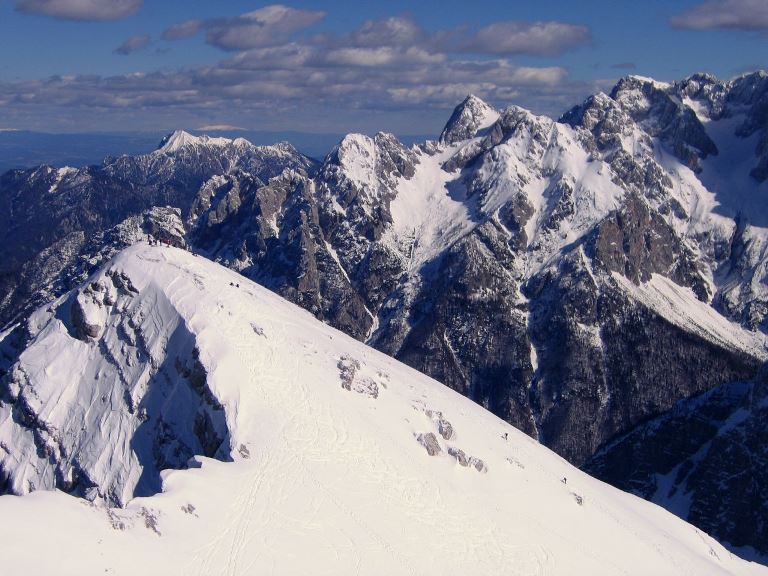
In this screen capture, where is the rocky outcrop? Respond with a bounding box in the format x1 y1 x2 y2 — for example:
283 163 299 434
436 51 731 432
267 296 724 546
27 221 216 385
609 76 718 171
0 265 231 506
0 138 316 327
439 94 499 145
187 170 374 339
416 432 441 456
526 248 762 465
0 206 186 328
588 194 709 300
378 223 536 436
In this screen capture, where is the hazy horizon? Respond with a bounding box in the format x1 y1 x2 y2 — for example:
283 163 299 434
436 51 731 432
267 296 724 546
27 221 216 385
0 126 436 172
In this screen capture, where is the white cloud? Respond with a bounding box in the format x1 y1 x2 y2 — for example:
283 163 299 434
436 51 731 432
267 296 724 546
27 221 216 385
671 0 768 31
15 0 142 21
324 46 446 67
197 124 246 131
339 16 426 48
1 11 602 132
509 66 568 85
204 5 326 51
465 21 591 56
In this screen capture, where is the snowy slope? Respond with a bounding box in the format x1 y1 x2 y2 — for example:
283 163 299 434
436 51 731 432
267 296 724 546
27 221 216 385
612 272 768 361
385 144 475 271
156 130 238 154
383 104 625 277
0 244 764 575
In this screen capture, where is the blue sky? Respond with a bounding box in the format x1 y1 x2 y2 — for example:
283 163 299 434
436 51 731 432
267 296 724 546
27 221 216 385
0 0 766 136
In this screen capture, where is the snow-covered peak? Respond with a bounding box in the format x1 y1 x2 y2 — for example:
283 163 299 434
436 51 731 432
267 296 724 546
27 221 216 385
624 74 673 91
497 103 550 130
559 91 627 133
463 93 491 109
327 133 378 189
0 243 764 575
321 131 416 200
610 75 668 114
727 71 768 111
676 74 728 120
156 130 245 154
47 166 78 194
732 69 768 84
439 93 500 145
149 131 317 178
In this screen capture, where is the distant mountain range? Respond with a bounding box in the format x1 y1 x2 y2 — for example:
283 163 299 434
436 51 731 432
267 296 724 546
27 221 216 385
2 71 768 563
0 129 433 173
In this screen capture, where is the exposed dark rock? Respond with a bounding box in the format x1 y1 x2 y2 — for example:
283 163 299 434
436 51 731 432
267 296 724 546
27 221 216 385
380 225 536 437
0 271 232 507
0 139 316 327
70 295 101 340
448 446 469 466
588 194 709 300
440 94 498 145
526 248 761 465
447 446 487 472
416 432 441 456
585 377 768 556
609 75 718 171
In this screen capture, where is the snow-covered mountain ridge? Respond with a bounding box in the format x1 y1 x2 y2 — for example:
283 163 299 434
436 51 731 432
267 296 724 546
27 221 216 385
0 244 765 575
3 71 768 558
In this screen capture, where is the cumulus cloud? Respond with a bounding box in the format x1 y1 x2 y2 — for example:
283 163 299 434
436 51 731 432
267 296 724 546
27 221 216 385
336 16 426 48
464 21 591 56
671 0 768 31
1 11 600 133
114 34 151 55
165 10 591 61
0 64 595 134
15 0 142 21
324 46 446 67
0 48 580 118
204 5 325 51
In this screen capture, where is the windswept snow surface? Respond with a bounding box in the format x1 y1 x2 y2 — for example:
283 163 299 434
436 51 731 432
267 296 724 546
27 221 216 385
0 244 765 576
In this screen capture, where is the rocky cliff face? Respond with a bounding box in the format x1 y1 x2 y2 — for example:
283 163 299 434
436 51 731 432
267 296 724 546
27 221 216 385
2 73 768 558
585 375 768 559
0 133 316 326
0 258 230 506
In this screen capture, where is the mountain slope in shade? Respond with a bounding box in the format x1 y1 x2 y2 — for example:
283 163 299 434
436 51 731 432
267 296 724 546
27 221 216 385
585 375 768 564
0 132 317 326
0 244 765 576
